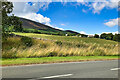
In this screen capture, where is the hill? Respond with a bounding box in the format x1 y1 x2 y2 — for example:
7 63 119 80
65 30 80 34
20 17 62 31
19 17 80 36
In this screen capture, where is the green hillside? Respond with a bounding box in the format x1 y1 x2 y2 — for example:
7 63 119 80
20 18 80 36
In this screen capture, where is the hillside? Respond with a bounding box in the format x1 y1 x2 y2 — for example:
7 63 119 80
20 18 62 31
65 30 80 34
20 17 80 35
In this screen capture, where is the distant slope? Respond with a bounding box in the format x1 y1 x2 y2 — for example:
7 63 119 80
20 17 62 31
65 30 80 34
19 17 80 35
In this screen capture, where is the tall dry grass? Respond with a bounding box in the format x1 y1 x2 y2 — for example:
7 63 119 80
2 36 118 58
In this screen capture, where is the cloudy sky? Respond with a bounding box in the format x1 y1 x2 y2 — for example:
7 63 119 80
9 0 119 34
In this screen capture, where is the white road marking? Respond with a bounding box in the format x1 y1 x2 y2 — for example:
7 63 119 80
110 68 120 71
42 74 73 79
27 74 73 80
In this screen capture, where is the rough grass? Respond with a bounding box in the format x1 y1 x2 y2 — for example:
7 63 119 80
2 56 118 66
2 32 118 58
13 32 117 45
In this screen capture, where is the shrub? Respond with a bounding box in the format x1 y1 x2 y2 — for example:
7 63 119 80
55 41 62 46
94 34 99 38
47 52 57 57
76 43 88 48
39 44 47 48
76 44 81 47
21 36 33 47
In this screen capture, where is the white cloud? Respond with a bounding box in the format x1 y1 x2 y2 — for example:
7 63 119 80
10 1 118 15
54 27 64 30
19 13 51 25
102 31 119 34
104 18 118 27
12 2 50 15
80 31 86 34
112 31 119 34
92 2 105 14
9 2 53 27
49 24 64 30
82 9 87 13
80 0 118 14
94 1 118 13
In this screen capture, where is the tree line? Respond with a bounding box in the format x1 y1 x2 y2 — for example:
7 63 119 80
94 33 120 42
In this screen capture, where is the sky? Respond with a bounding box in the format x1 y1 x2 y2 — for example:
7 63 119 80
10 1 119 35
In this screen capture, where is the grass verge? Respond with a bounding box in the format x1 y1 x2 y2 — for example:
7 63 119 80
2 56 119 66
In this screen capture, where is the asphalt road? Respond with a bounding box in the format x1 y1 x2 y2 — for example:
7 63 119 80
2 60 119 79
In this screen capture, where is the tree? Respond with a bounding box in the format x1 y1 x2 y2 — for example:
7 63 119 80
80 34 88 37
2 2 13 40
2 1 23 40
113 34 120 42
8 14 23 32
107 33 114 40
100 33 106 39
94 34 99 38
100 33 113 40
2 2 13 25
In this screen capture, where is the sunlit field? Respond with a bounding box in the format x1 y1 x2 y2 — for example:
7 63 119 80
2 32 118 58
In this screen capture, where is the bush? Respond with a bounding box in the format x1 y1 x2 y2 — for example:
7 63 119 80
76 43 88 48
94 34 99 38
21 36 33 47
106 36 112 40
55 41 62 46
47 52 57 57
39 44 47 48
113 34 120 42
76 44 81 47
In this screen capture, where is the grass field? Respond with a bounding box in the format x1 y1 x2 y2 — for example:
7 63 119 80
2 56 118 66
13 32 117 45
2 32 118 59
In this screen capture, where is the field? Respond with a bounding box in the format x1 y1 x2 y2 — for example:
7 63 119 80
2 32 118 59
13 32 117 45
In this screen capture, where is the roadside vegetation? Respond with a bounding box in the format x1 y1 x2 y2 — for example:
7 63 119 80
2 33 118 58
2 56 118 66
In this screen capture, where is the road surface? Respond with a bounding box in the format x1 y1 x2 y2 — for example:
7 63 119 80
2 60 119 80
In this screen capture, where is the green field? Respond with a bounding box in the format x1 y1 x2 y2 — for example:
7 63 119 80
2 56 118 66
13 32 117 45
